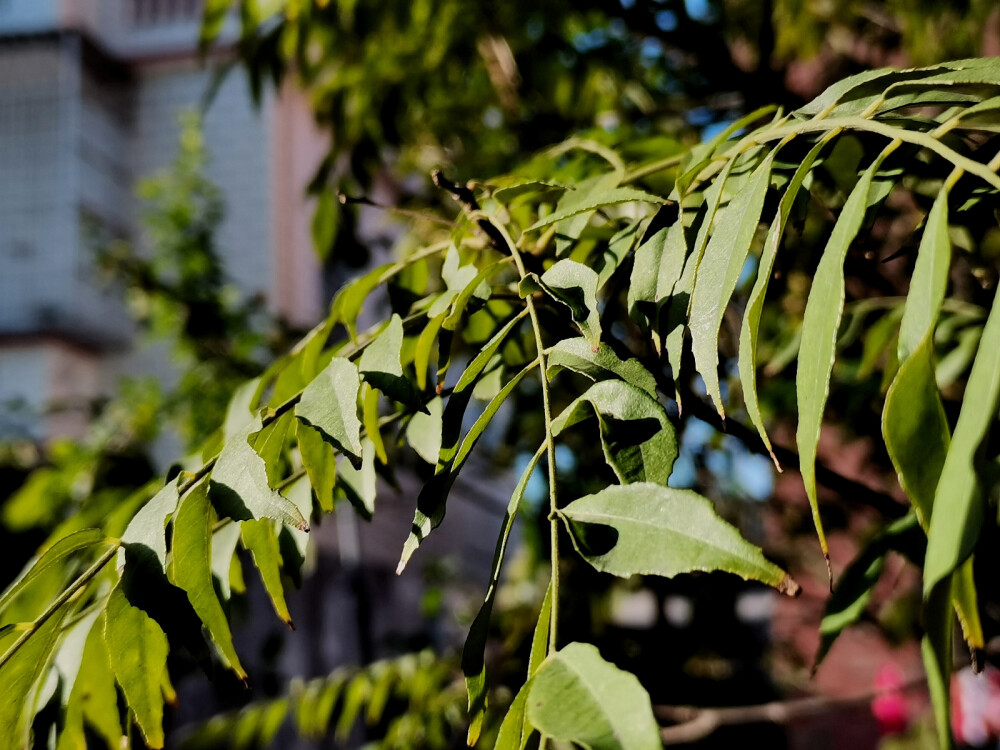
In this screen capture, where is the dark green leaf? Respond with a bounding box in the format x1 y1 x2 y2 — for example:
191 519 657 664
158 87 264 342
241 519 293 627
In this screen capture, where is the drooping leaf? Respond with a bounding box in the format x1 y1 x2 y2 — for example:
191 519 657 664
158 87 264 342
443 259 506 331
495 682 533 750
740 138 829 465
210 414 309 531
816 513 922 667
241 519 293 627
596 219 643 289
120 480 181 571
463 445 545 745
362 383 388 464
296 421 337 514
526 642 661 750
105 583 170 749
169 481 246 679
330 262 394 340
397 360 537 573
251 411 293 487
690 153 774 415
405 396 443 465
551 380 676 485
57 612 122 750
922 288 1000 745
627 210 686 344
561 483 799 595
0 608 69 750
295 357 363 466
546 338 657 397
358 313 424 410
210 521 243 602
796 147 894 563
337 438 377 519
0 528 106 613
520 259 602 351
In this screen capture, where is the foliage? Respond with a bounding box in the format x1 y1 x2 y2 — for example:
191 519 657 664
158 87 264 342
5 38 1000 750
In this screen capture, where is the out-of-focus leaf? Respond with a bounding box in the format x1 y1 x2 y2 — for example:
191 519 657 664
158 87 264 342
520 259 602 350
57 612 122 750
551 380 676 485
330 262 394 340
169 481 245 679
690 152 774 415
0 529 105 613
546 338 657 397
561 483 799 595
797 147 893 562
817 513 921 667
295 357 363 466
526 642 661 750
105 584 169 749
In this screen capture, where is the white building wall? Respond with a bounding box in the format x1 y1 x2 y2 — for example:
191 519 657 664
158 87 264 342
134 61 275 301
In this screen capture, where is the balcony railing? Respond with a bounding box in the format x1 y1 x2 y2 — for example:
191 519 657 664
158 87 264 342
129 0 202 27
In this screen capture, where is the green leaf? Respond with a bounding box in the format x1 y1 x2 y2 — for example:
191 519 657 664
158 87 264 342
358 313 424 411
816 513 922 667
627 212 686 342
210 414 309 531
57 612 122 750
168 481 246 680
121 480 181 571
296 421 337 514
443 259 506 331
330 262 394 339
241 519 293 627
526 642 661 750
210 521 243 602
520 259 602 350
922 285 1000 745
337 438 377 519
362 383 389 464
414 312 446 391
251 411 293 487
0 528 106 613
405 396 443 465
546 338 657 397
561 483 799 594
495 681 533 750
538 172 620 257
597 219 643 289
529 581 552 678
105 583 169 749
398 360 537 573
0 609 69 750
526 187 665 231
551 380 676 485
295 357 363 466
463 445 545 745
740 138 829 465
796 147 893 562
690 153 774 415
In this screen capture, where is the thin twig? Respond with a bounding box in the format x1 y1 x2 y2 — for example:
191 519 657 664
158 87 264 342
656 676 926 745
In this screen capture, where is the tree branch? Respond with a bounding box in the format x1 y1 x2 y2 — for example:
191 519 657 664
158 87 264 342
656 676 925 745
